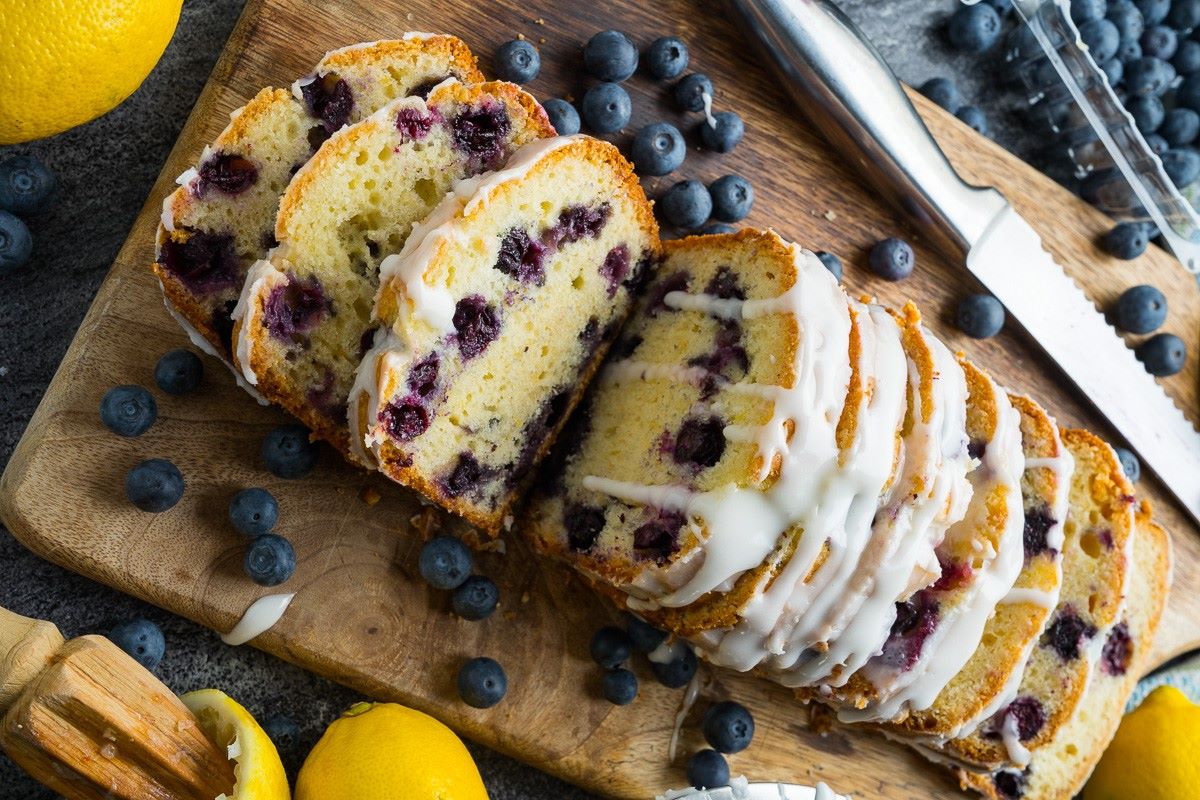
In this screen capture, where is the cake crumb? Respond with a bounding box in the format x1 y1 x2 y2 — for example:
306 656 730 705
405 11 413 20
517 32 526 40
539 37 547 44
503 610 518 621
535 17 545 24
823 209 838 221
360 486 382 505
520 591 530 604
808 703 837 735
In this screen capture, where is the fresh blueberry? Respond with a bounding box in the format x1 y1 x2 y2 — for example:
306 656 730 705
869 237 915 281
956 105 990 136
154 348 203 395
1173 39 1200 73
674 73 713 112
1071 0 1108 22
702 700 755 754
1124 56 1175 95
1080 18 1122 63
125 459 184 512
1140 25 1177 60
602 668 638 705
699 223 737 235
1178 73 1200 110
1162 147 1200 186
1126 93 1165 132
261 714 300 754
458 657 507 708
419 536 473 590
1136 331 1187 375
591 625 634 668
542 98 580 135
1107 0 1145 44
584 30 639 82
956 293 1006 338
1102 57 1125 85
1160 108 1200 145
709 175 754 222
630 122 686 176
686 749 730 789
581 82 632 133
452 575 499 621
228 488 279 536
0 155 56 215
626 615 668 653
1144 132 1170 154
1114 284 1168 333
646 36 689 80
493 39 540 83
261 424 318 479
1168 0 1200 30
100 385 157 437
108 619 166 670
947 3 1003 52
0 210 32 274
919 77 963 112
1118 37 1143 62
1134 0 1170 24
244 534 296 586
651 644 698 688
699 111 745 153
1102 221 1151 258
815 250 844 281
659 180 712 230
1114 446 1141 481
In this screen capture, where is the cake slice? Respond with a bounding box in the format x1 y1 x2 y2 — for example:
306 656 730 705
879 393 1071 740
353 135 659 534
936 428 1136 768
232 80 556 459
957 504 1168 800
828 357 1025 717
155 36 482 368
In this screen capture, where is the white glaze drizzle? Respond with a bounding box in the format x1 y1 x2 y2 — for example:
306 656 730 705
667 669 707 763
221 593 295 646
161 294 269 406
230 259 287 387
583 244 853 612
346 328 403 466
1001 587 1058 608
375 135 582 337
999 710 1033 767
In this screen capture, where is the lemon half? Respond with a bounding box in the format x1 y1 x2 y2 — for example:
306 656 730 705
0 0 182 143
296 702 487 800
181 689 291 800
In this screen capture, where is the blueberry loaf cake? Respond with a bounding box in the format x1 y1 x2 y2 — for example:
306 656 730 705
231 80 555 458
353 135 659 534
521 229 1168 800
155 36 481 371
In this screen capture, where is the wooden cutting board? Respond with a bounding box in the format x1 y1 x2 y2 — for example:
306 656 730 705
2 0 1198 797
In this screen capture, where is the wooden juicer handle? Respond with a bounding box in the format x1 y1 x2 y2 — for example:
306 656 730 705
0 606 236 800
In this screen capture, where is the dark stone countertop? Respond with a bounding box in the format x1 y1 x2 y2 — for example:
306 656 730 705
0 2 1042 797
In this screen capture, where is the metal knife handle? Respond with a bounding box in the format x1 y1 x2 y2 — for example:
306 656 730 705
728 0 1009 257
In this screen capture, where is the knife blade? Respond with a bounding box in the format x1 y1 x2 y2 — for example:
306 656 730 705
728 0 1200 526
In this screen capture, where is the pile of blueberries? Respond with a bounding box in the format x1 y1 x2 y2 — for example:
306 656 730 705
100 348 314 587
587 616 754 790
493 30 753 234
0 154 53 274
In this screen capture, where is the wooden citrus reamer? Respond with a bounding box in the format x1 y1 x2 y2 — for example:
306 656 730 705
0 606 236 799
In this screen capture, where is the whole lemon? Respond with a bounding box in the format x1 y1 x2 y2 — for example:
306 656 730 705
296 702 488 800
0 0 182 144
1084 685 1200 800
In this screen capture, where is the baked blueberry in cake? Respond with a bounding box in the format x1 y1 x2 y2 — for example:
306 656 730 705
352 134 659 535
877 393 1070 740
956 507 1168 799
232 80 555 460
155 36 482 375
937 428 1136 769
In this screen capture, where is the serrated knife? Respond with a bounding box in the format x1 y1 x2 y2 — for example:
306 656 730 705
728 0 1200 527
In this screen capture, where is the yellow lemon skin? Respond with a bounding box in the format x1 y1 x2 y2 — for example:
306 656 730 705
180 689 291 800
1084 686 1200 800
0 0 182 144
296 702 488 800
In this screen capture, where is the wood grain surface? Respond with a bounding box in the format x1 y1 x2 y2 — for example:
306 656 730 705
1 0 1198 797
